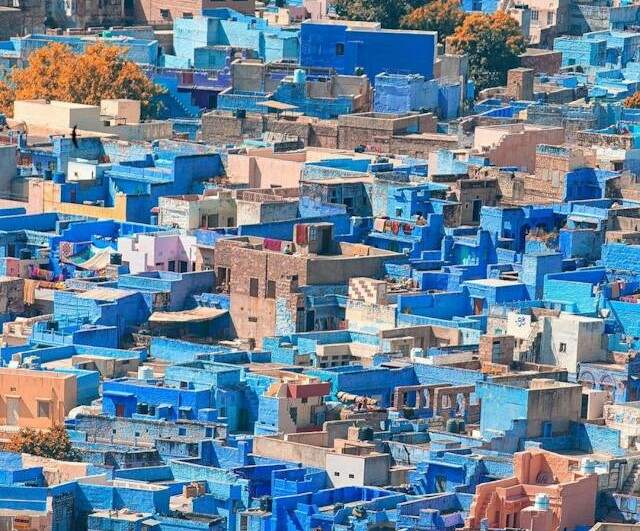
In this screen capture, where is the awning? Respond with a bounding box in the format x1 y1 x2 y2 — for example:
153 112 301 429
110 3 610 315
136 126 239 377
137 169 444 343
149 307 227 323
256 100 299 111
103 391 135 398
568 214 601 224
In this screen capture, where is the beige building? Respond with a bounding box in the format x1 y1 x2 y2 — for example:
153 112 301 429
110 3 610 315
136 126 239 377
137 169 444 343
539 313 606 373
253 420 398 487
12 99 172 142
235 188 299 226
129 0 255 22
158 191 237 231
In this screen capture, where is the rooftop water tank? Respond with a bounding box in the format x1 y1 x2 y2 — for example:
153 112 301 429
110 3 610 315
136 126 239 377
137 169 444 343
293 68 306 85
534 493 550 511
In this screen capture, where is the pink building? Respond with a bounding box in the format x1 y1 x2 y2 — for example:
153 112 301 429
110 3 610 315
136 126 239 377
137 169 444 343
117 233 197 274
303 0 330 20
225 147 376 189
465 448 598 531
472 123 565 173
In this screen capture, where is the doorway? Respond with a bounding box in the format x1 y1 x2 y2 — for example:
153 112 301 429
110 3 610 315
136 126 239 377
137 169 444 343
6 397 19 425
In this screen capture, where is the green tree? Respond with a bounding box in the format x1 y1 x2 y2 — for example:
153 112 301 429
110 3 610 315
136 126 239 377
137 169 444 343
7 425 79 461
402 0 466 43
448 11 525 92
334 0 425 29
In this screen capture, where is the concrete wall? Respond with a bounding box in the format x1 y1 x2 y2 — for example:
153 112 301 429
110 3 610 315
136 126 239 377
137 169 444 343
539 314 605 373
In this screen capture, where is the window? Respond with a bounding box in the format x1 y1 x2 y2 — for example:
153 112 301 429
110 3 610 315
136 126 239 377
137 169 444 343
559 342 567 352
531 9 539 21
334 471 340 476
348 473 355 479
289 407 298 423
248 316 258 323
217 267 230 290
547 11 554 24
207 214 219 228
37 400 50 418
301 397 308 404
168 260 176 272
335 43 345 56
249 277 259 297
435 475 447 492
396 208 403 217
160 8 170 18
266 280 276 299
179 261 188 273
178 427 187 436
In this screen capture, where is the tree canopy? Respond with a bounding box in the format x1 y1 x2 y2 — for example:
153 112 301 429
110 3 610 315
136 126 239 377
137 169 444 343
7 425 79 461
333 0 426 29
0 42 163 118
448 11 525 92
624 92 640 108
402 0 467 43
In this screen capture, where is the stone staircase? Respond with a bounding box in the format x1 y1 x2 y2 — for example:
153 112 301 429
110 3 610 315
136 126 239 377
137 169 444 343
621 462 640 494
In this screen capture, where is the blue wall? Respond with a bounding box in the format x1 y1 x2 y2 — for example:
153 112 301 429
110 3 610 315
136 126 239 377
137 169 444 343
300 22 436 81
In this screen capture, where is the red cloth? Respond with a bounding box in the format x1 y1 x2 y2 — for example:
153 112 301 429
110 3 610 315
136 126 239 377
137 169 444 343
391 221 400 235
263 238 283 252
295 224 308 245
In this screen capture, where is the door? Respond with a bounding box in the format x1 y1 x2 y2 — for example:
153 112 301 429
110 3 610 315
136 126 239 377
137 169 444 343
472 199 482 222
115 404 125 417
6 397 19 426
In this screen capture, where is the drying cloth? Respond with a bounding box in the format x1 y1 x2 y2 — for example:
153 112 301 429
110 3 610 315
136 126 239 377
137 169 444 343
373 218 386 232
295 224 308 245
263 238 283 252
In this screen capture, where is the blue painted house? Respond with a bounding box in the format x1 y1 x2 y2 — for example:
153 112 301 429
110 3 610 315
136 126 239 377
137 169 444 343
300 20 436 82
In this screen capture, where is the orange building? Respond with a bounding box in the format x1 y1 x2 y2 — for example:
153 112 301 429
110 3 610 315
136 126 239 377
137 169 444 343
0 368 77 430
465 448 598 531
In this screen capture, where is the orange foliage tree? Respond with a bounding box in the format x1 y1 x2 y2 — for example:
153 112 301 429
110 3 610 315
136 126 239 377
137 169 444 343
6 424 79 461
0 42 163 118
624 92 640 108
402 0 466 43
448 10 525 92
